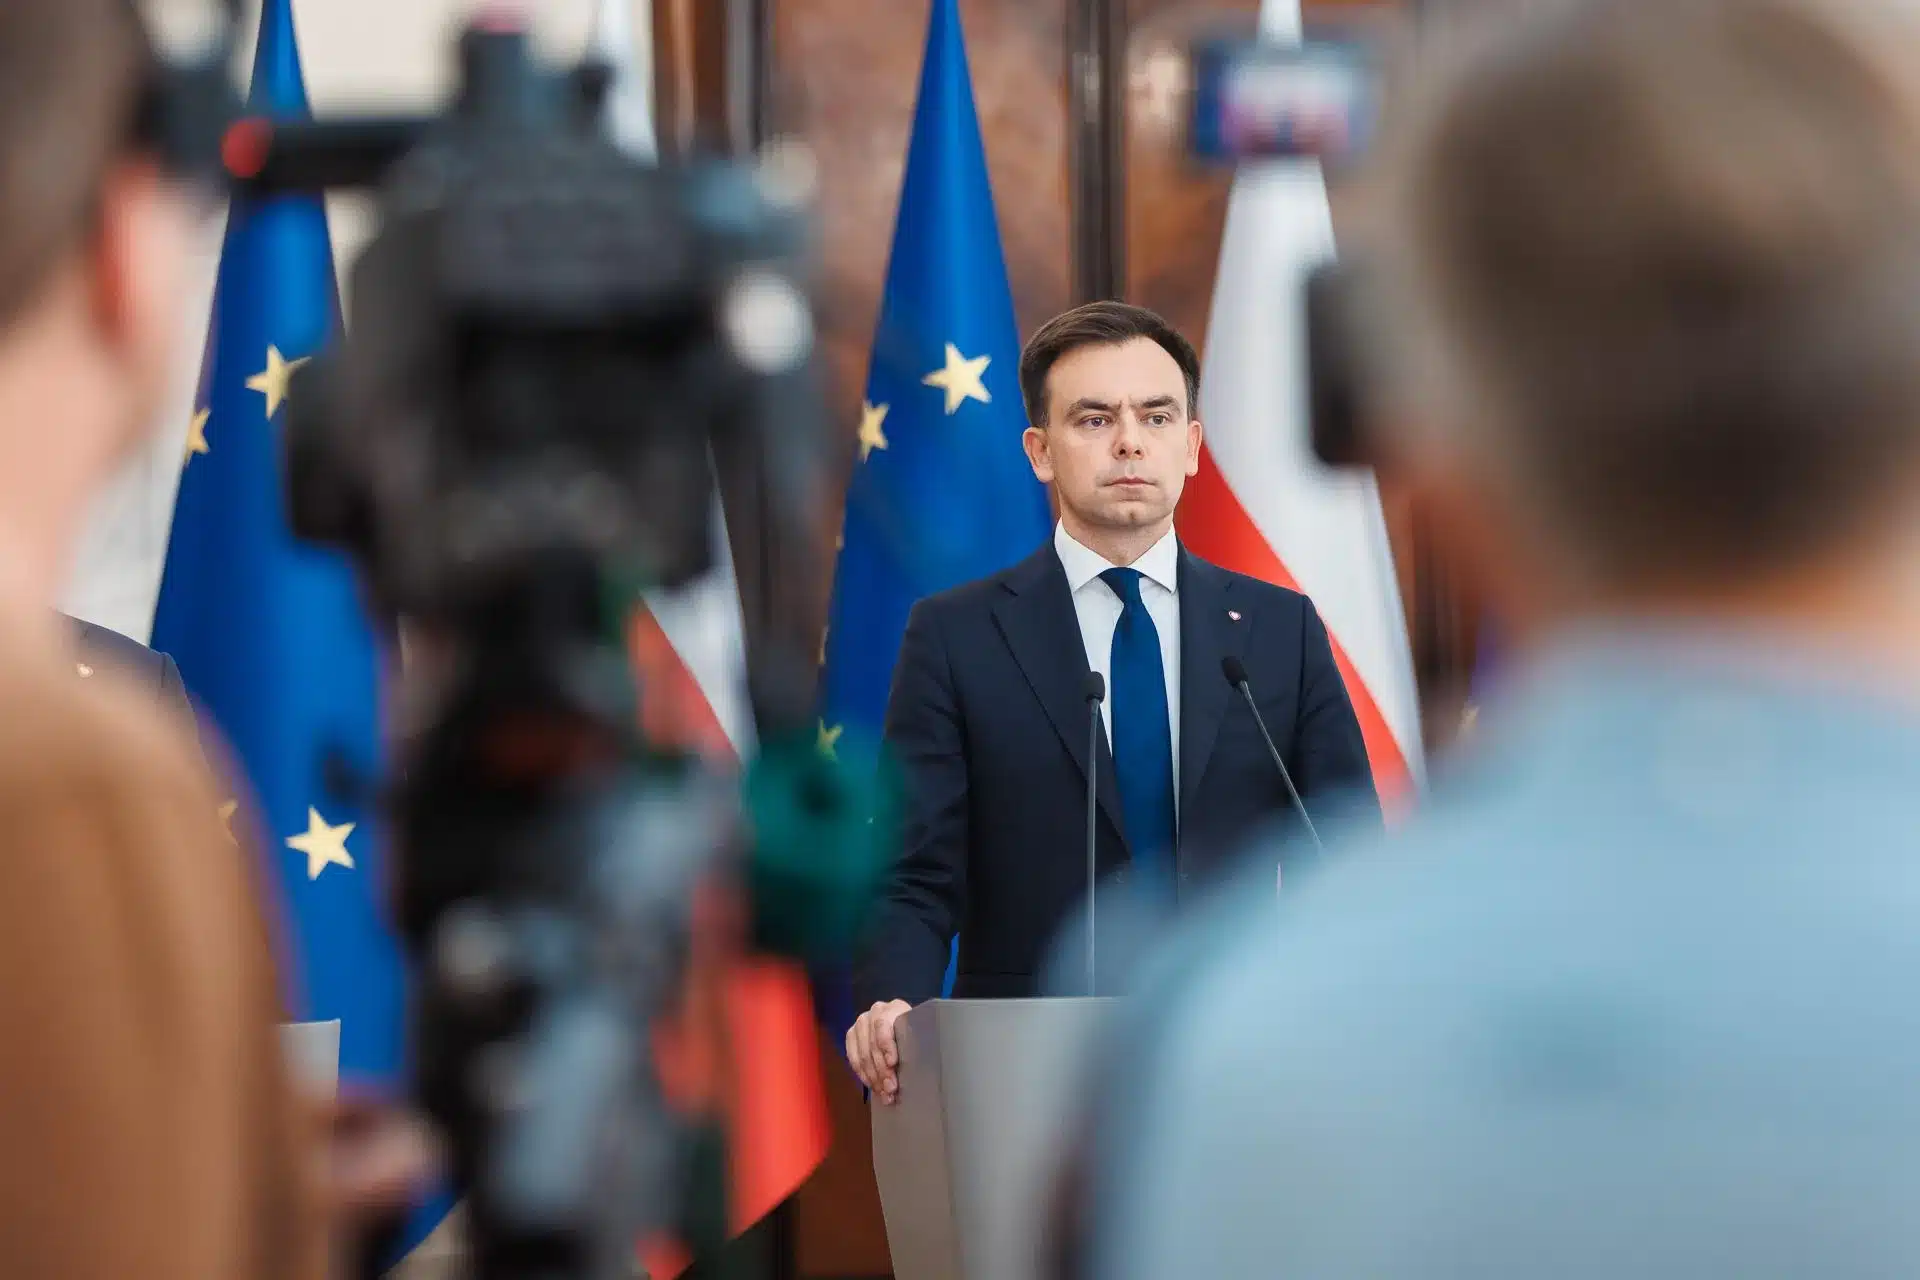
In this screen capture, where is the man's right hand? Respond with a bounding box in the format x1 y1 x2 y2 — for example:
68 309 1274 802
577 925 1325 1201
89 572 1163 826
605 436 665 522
846 999 913 1105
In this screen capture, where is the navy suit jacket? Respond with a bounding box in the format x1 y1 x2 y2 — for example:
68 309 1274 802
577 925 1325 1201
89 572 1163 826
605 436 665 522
853 540 1380 1009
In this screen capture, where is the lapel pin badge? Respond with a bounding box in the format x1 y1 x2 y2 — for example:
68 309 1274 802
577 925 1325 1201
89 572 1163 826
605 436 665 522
1228 610 1242 622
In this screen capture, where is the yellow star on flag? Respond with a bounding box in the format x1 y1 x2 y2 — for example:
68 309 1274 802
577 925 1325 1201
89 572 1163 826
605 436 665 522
922 343 992 414
287 806 356 880
857 401 890 462
246 345 310 419
184 409 210 463
816 720 843 761
217 799 239 845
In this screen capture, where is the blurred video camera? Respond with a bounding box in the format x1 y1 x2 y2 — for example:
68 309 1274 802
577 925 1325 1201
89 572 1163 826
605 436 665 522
1183 25 1384 469
136 3 894 1278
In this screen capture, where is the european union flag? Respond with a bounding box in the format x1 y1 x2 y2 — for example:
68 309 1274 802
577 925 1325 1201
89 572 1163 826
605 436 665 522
150 0 444 1250
819 0 1054 1008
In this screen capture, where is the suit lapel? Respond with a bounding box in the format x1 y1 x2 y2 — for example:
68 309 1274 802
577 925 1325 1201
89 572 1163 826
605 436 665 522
1178 549 1246 819
991 545 1130 850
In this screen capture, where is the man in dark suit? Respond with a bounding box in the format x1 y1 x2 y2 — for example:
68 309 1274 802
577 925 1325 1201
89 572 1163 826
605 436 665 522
66 613 193 721
847 301 1379 1101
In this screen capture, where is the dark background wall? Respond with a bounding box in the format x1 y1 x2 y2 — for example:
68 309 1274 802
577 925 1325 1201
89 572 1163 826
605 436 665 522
651 2 1477 1272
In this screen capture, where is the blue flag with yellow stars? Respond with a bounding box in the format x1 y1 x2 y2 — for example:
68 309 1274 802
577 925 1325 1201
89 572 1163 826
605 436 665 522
150 0 445 1252
818 0 1054 1018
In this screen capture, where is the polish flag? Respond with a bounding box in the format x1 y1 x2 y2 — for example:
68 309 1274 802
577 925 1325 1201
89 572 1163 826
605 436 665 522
1176 0 1424 807
591 2 829 1272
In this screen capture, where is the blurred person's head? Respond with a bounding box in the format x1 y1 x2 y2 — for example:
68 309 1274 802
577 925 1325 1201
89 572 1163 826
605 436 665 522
1372 0 1920 659
1020 302 1203 563
0 0 196 610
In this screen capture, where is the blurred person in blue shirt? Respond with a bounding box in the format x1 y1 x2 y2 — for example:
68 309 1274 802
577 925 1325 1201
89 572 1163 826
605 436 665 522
1070 0 1920 1276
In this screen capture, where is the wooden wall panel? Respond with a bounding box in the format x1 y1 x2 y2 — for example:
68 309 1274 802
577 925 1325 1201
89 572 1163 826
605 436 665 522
768 7 1072 1272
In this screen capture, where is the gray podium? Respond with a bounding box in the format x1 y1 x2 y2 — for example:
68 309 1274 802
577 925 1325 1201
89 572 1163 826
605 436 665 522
871 997 1113 1280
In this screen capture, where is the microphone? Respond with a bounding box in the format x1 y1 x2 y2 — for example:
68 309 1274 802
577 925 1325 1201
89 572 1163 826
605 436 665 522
1083 671 1105 996
1220 656 1324 855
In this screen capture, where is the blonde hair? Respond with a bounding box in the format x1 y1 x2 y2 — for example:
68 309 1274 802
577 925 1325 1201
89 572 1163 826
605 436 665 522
1377 0 1920 588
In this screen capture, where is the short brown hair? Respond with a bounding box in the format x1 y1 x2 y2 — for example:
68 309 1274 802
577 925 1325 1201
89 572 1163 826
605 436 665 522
1020 301 1201 427
1379 0 1920 588
0 0 150 325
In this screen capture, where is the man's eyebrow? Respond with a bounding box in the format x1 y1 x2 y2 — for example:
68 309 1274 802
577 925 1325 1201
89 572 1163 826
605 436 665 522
1063 397 1119 418
1137 395 1181 412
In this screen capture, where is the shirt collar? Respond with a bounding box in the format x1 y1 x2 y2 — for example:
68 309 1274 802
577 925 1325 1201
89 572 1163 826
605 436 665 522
1054 522 1181 595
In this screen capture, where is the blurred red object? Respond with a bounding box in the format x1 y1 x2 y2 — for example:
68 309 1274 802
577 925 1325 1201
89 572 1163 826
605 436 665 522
628 608 831 1278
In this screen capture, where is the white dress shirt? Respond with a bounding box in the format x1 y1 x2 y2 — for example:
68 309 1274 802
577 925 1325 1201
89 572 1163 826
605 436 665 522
1054 522 1182 805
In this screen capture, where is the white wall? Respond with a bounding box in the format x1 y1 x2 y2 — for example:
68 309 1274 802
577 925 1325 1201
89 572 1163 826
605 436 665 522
63 0 651 641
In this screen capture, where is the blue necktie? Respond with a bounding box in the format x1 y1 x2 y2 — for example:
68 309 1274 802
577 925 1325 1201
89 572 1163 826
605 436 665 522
1101 567 1176 897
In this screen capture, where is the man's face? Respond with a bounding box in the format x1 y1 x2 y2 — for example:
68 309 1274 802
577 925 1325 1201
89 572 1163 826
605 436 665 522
1022 336 1203 536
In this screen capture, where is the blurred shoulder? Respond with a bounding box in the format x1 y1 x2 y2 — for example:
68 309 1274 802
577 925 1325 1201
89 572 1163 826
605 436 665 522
0 621 215 822
1107 776 1557 1109
67 614 172 687
1151 773 1538 977
1084 796 1549 1263
0 621 244 980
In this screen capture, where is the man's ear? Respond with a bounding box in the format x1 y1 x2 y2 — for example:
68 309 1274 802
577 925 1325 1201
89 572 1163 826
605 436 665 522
1023 424 1056 484
88 163 142 347
1185 417 1204 477
88 159 191 421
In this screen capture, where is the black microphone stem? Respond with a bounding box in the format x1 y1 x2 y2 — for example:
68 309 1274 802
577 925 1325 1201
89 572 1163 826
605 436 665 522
1083 671 1105 997
1222 658 1325 855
